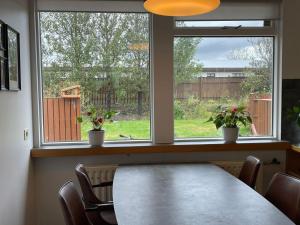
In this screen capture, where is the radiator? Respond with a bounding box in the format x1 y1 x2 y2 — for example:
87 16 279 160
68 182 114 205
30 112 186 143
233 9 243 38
85 161 282 199
85 165 118 202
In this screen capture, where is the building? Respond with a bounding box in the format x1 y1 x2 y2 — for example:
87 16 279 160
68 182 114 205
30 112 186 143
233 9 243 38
201 67 246 78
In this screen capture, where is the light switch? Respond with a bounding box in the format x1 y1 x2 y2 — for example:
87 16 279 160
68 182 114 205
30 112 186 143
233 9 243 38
24 129 29 141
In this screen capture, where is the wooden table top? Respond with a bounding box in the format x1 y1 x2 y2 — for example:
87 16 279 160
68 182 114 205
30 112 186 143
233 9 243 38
113 163 294 225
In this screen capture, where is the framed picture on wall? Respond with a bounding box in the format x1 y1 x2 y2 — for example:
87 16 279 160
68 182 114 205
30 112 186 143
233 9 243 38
0 57 8 90
0 21 5 54
7 25 21 91
0 21 8 90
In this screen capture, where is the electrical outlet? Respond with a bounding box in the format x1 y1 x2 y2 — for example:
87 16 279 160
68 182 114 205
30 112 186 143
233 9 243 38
24 129 29 141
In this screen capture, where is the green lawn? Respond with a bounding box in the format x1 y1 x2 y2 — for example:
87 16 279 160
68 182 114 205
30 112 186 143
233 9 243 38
81 118 252 141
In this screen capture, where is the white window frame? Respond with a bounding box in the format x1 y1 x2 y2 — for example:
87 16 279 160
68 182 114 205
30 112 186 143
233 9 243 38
172 19 281 142
34 10 154 146
30 3 282 147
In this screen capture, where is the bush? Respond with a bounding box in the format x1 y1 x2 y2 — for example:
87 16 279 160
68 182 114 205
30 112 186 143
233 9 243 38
179 96 212 120
173 96 249 121
174 100 185 119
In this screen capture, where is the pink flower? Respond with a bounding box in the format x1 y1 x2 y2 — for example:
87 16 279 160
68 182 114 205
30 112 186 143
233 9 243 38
231 107 238 112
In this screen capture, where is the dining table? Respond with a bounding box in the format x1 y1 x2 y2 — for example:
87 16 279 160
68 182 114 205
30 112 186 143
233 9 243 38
113 163 295 225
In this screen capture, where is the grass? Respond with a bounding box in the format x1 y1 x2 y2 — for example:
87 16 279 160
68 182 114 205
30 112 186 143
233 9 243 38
81 119 151 141
175 120 251 138
80 118 252 141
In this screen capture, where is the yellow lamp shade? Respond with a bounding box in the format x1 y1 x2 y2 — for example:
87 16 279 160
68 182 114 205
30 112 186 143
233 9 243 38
144 0 220 17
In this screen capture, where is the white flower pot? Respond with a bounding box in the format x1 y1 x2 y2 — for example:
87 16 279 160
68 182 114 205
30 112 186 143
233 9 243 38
88 130 105 146
222 127 239 143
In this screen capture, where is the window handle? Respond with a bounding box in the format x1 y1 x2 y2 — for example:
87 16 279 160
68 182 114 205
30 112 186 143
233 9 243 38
222 25 242 30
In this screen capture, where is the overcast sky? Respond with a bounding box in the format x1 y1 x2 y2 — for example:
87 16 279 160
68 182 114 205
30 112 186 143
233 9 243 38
194 37 252 68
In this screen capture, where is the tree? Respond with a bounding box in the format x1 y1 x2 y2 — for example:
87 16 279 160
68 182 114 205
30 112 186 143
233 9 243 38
230 38 273 95
40 12 150 113
40 12 99 97
40 12 203 115
174 37 203 85
93 13 130 110
121 13 150 93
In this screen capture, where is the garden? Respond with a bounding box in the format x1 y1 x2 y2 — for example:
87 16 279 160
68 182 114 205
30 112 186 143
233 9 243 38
39 12 272 143
79 97 252 141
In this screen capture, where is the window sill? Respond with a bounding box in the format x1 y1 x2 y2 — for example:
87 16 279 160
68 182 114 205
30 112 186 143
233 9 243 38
31 140 290 158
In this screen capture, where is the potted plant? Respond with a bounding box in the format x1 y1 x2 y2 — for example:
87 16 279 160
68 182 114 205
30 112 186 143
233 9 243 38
208 105 252 143
77 107 116 146
288 105 300 127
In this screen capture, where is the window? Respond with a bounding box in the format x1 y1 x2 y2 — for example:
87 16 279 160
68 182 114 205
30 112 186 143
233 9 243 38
39 12 150 143
231 72 244 77
207 73 216 78
175 20 270 28
174 36 274 139
34 0 280 146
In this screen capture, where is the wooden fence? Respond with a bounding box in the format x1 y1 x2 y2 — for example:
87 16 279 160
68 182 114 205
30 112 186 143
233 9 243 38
175 77 245 99
42 89 272 142
85 90 149 115
248 95 272 136
43 97 81 142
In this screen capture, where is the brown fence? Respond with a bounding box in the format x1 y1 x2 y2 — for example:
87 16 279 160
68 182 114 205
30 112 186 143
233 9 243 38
42 85 272 141
248 95 272 136
85 90 149 115
175 77 245 99
43 97 81 142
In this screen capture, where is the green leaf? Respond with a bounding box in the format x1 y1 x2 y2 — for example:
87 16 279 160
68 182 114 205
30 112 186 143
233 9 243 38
297 115 300 127
215 120 223 129
104 111 117 120
240 118 246 127
247 116 252 124
293 106 300 113
77 117 83 123
207 117 213 122
237 106 245 112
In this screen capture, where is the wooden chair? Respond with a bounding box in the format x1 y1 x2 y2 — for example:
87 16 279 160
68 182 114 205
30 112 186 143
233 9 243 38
58 181 116 225
238 156 261 189
75 164 117 225
265 173 300 225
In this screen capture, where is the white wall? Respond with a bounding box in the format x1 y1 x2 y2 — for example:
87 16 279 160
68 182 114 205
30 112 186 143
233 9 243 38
0 0 34 225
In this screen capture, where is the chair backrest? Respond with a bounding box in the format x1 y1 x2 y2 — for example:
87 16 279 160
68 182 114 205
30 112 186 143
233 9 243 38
58 181 91 225
238 155 261 188
75 164 101 205
265 173 300 225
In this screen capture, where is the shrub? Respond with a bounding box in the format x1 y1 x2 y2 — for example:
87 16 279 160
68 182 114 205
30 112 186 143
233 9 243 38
174 100 185 119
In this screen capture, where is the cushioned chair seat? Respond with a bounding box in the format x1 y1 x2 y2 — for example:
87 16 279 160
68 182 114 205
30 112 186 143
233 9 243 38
265 173 300 225
101 210 118 225
59 181 114 225
75 164 117 225
239 155 261 189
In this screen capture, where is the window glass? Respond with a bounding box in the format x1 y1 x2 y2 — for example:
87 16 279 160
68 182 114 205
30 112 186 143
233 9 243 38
176 20 268 28
174 37 274 139
40 12 150 143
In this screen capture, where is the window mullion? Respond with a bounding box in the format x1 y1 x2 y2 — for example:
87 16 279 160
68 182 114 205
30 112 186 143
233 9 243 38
151 15 174 144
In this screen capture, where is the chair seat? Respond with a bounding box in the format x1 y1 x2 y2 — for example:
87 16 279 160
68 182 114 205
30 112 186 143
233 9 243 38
100 210 118 225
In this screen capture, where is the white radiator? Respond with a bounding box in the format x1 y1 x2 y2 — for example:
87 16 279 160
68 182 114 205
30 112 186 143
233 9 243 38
85 161 282 199
85 165 118 202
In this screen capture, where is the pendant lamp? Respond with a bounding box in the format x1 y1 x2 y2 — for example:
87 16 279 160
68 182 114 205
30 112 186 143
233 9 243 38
144 0 220 17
